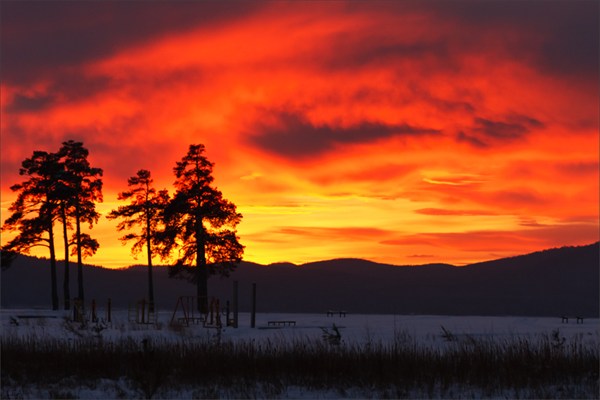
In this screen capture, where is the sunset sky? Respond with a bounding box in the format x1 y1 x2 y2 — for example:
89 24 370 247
1 1 598 268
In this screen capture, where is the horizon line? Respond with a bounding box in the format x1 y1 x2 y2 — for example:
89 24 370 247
6 241 598 271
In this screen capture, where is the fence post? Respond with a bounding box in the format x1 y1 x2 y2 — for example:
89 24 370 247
226 300 231 326
73 298 83 322
251 283 256 328
233 280 239 328
140 299 146 324
91 299 97 322
107 298 112 323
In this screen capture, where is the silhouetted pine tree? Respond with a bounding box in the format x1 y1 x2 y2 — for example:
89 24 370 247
58 141 103 304
2 151 63 309
55 170 75 310
161 144 244 312
108 169 169 311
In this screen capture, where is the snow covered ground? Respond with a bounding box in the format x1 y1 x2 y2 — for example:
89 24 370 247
2 308 598 347
2 308 599 399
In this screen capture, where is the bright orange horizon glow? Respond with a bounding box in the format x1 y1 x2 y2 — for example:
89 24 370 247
1 1 598 268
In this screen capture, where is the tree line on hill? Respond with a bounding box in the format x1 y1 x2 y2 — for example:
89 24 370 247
1 141 243 312
3 243 598 316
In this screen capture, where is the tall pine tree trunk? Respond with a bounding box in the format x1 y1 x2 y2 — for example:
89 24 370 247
48 219 59 310
196 216 208 313
75 202 84 303
61 204 71 310
146 208 155 312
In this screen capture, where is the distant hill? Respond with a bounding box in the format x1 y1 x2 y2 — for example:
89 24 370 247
1 243 598 317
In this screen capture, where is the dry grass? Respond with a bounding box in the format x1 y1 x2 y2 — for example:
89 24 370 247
1 328 598 399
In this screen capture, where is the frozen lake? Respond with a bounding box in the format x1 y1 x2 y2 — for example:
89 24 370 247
2 308 598 348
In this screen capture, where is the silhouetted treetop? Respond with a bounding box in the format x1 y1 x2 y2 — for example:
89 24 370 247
161 144 244 311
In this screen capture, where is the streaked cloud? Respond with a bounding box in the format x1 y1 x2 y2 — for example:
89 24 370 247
415 208 497 217
251 111 439 158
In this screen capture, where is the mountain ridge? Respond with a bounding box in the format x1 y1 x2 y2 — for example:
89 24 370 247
6 242 594 271
2 243 598 316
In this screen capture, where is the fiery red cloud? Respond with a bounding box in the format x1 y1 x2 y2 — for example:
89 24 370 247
1 1 598 267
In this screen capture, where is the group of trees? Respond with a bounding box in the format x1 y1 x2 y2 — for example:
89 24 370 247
2 142 243 312
2 141 102 310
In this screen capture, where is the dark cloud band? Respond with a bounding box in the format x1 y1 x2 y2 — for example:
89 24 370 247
251 111 440 158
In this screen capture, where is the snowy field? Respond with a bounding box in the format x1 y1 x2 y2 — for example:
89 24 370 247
2 308 599 399
2 308 598 346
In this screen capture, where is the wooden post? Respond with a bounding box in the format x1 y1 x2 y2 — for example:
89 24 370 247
226 300 231 326
233 280 239 328
73 298 84 322
91 299 97 322
73 298 80 322
141 299 146 324
107 298 112 323
215 298 221 327
251 283 256 328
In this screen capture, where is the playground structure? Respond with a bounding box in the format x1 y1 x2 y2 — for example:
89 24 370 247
72 298 112 324
66 281 258 329
128 299 156 324
169 296 228 328
169 281 256 329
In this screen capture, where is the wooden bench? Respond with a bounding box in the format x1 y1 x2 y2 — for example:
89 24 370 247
561 316 584 324
267 320 296 327
177 317 204 325
326 310 347 317
11 315 59 326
